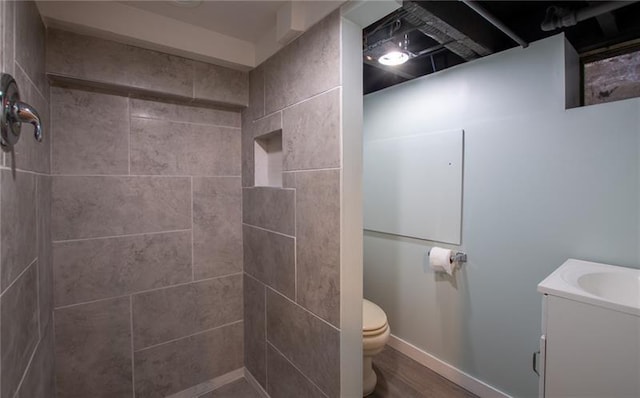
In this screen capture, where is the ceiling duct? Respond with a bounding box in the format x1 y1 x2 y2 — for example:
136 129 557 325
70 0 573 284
401 1 492 61
541 1 638 32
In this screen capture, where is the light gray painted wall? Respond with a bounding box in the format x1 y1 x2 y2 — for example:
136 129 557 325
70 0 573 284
363 34 640 397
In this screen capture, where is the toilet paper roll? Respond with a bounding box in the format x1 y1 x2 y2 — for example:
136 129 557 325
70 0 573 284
429 247 454 276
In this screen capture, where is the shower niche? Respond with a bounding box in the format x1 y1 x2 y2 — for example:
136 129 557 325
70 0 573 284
254 130 283 187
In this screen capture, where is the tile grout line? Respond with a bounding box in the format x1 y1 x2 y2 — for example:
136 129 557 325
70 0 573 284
266 340 330 398
52 228 192 244
11 333 42 398
0 167 52 177
44 173 241 178
134 319 244 353
34 173 39 340
49 84 53 175
51 310 59 395
130 295 136 397
283 167 341 174
0 257 37 298
264 277 268 393
242 223 295 239
127 97 131 175
266 285 340 333
257 85 341 123
53 272 245 310
14 61 47 103
191 176 195 282
131 115 241 130
293 185 298 303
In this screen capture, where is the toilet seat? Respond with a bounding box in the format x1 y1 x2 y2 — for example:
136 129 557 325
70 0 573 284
363 299 390 355
363 299 388 332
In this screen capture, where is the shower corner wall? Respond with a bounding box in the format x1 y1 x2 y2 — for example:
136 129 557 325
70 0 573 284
241 7 375 397
241 10 344 398
0 1 55 398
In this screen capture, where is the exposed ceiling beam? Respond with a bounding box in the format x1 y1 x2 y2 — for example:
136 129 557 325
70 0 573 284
588 1 619 37
461 0 528 48
402 1 492 61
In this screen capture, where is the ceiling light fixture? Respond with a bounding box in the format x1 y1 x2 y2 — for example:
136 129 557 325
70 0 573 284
378 32 410 66
378 51 409 66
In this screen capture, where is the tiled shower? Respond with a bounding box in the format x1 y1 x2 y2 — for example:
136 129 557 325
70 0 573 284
0 1 353 397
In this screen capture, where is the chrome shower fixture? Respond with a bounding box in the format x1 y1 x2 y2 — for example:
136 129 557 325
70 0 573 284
0 73 43 150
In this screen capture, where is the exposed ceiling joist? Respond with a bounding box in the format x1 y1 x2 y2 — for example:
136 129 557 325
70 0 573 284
588 1 619 38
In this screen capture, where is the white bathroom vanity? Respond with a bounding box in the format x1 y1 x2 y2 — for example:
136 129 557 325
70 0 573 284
538 259 640 398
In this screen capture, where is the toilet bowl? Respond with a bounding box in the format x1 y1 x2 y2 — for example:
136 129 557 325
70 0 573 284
362 299 390 396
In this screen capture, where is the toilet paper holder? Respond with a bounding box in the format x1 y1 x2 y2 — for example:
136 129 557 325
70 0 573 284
427 249 467 264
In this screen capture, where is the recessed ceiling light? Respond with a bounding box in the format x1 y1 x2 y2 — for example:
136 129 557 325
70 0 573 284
171 0 202 8
378 51 409 66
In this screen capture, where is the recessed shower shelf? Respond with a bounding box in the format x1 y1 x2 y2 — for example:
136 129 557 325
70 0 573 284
254 130 283 188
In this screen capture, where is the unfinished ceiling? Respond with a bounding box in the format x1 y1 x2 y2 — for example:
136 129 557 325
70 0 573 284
364 1 640 94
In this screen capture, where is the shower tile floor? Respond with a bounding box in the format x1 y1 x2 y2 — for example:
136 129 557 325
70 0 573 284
370 346 478 398
198 378 261 398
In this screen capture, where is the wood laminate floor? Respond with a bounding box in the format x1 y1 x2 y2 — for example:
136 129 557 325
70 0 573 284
369 346 479 398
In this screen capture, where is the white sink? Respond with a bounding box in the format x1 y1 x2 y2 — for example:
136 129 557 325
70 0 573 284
538 259 640 317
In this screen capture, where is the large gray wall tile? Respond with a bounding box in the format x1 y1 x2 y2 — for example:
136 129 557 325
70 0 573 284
242 187 295 235
134 322 243 398
51 87 129 175
243 225 295 299
282 88 340 171
37 175 53 333
1 170 36 291
266 289 339 398
267 344 326 398
54 296 132 398
1 264 39 398
244 275 266 388
9 65 50 173
132 274 243 349
264 11 340 114
47 29 193 97
130 118 241 176
52 176 191 240
193 60 249 107
15 325 56 398
193 177 242 279
292 170 341 327
15 0 46 96
53 231 192 307
241 112 255 187
246 65 265 122
130 98 241 128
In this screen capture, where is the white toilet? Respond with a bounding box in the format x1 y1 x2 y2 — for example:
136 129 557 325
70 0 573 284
362 299 390 396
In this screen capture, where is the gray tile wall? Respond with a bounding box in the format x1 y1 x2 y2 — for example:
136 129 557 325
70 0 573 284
0 2 55 398
48 59 245 396
46 29 249 108
241 10 343 398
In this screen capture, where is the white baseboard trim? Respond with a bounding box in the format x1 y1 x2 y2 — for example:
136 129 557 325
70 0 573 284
387 334 511 398
244 368 270 398
166 367 244 398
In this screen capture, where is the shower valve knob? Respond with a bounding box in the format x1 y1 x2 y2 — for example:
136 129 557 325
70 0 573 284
0 73 43 149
